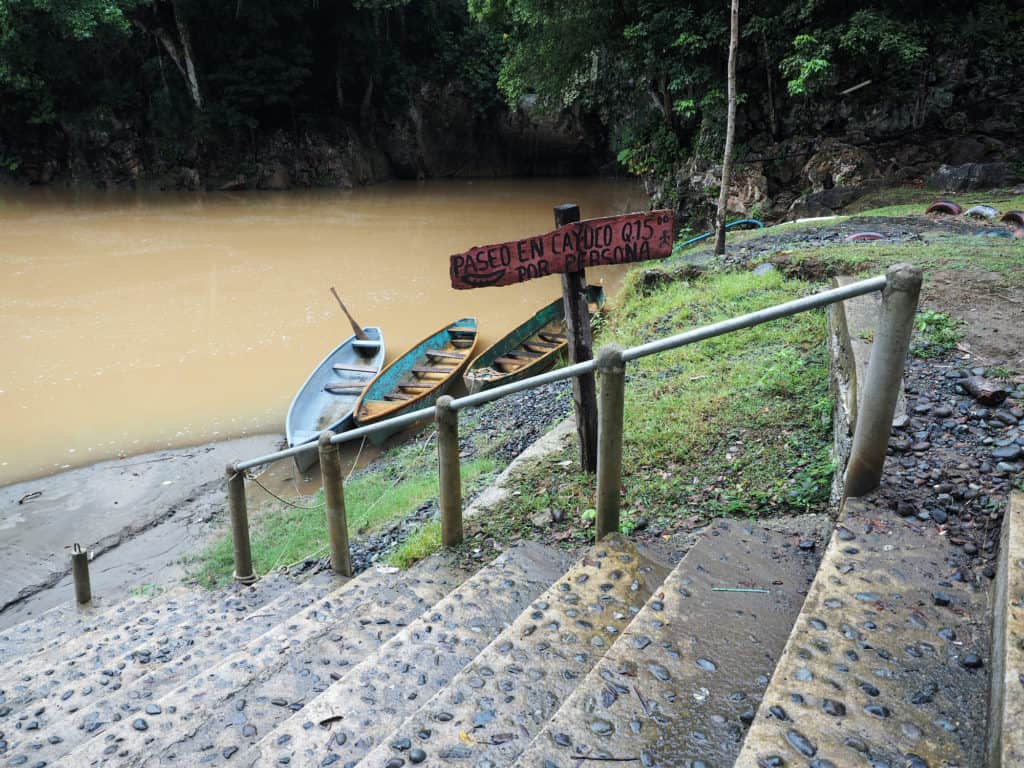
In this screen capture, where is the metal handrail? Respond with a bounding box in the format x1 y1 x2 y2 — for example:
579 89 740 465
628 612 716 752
226 264 921 584
234 273 888 473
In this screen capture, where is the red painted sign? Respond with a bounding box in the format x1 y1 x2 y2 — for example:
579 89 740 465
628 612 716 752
450 210 674 290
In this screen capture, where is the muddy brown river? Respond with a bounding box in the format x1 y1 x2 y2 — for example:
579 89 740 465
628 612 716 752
0 178 645 486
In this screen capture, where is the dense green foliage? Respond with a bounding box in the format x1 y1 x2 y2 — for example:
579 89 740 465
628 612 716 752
471 0 1023 182
0 0 500 170
1 0 1021 181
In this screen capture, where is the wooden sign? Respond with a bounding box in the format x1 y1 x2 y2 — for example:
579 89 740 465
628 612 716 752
450 210 674 290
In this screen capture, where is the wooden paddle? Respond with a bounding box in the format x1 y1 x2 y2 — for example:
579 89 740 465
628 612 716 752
329 286 368 341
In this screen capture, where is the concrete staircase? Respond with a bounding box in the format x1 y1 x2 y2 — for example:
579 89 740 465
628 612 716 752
0 510 1017 768
1 290 1020 768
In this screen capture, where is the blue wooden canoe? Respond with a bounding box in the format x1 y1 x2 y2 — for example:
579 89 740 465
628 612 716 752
286 326 385 472
354 318 478 444
464 285 605 394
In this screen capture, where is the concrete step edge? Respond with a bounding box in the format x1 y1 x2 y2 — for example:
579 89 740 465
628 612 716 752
989 491 1024 767
734 495 991 768
195 541 573 767
14 558 467 767
0 569 342 735
352 533 672 768
512 519 825 768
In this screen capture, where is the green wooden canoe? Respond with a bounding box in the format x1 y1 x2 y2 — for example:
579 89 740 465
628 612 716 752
464 285 605 394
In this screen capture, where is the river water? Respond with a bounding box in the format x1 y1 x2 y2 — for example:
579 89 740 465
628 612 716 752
0 178 646 486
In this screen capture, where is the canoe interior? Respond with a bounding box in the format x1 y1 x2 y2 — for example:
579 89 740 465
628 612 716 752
285 326 385 453
464 285 605 393
355 317 478 426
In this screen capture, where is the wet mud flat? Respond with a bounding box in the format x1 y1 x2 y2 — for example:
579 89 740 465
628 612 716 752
0 435 281 629
0 379 576 629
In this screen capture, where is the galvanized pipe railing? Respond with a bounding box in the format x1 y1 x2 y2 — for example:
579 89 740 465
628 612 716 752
226 265 919 582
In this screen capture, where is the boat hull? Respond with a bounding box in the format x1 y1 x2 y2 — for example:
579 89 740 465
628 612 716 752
354 318 478 445
285 327 385 472
464 286 604 394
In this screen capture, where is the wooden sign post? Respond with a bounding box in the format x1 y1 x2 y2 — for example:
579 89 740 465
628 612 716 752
554 203 598 473
450 205 674 474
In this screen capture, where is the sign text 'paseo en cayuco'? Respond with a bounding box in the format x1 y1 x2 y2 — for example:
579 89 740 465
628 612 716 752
449 210 674 290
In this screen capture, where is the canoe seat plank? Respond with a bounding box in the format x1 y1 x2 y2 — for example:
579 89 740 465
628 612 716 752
412 366 452 375
324 382 364 393
333 363 378 373
425 349 466 360
325 379 368 389
507 349 541 359
383 393 413 401
450 339 474 348
398 381 432 390
539 332 567 343
523 343 556 354
448 327 476 335
495 357 525 368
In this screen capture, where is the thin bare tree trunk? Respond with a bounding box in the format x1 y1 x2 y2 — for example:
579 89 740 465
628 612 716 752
172 0 203 110
714 0 740 256
761 30 778 140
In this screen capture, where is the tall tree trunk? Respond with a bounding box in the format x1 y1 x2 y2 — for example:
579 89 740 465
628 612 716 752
714 0 740 256
761 30 778 140
172 0 203 110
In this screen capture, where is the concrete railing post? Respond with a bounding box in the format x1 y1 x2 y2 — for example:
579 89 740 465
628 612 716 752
436 396 464 547
319 432 353 577
596 344 626 539
845 263 922 497
71 543 91 605
226 464 257 584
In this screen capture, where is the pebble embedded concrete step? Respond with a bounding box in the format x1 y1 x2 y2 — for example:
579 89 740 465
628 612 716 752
0 569 342 758
990 491 1023 767
59 556 468 767
245 542 573 768
0 583 202 671
0 589 175 668
735 495 991 768
361 533 671 768
514 520 824 768
0 570 305 714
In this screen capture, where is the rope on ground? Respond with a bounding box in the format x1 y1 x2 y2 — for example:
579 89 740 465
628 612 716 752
245 471 320 510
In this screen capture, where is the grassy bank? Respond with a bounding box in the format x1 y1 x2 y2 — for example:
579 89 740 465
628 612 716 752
186 435 495 587
455 269 833 551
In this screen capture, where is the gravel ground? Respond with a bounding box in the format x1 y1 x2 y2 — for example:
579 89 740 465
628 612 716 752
883 356 1022 578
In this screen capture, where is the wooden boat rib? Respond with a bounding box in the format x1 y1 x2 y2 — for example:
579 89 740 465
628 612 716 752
354 318 478 444
286 326 385 472
464 285 605 395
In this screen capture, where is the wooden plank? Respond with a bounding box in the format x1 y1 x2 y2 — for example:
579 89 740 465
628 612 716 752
494 357 525 368
557 204 598 474
448 327 476 335
523 340 557 351
398 381 433 389
425 349 466 360
383 393 412 401
412 366 452 375
449 209 674 290
507 349 541 358
539 332 567 343
332 363 378 373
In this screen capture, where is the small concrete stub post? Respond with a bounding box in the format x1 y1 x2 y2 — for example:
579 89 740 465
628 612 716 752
71 543 91 605
845 262 922 497
436 396 464 547
595 344 626 539
319 431 353 577
226 463 257 584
